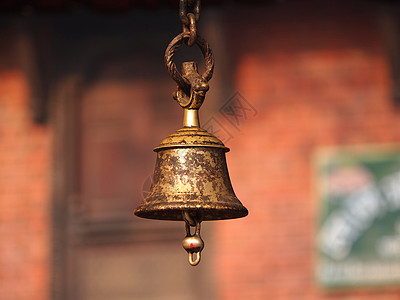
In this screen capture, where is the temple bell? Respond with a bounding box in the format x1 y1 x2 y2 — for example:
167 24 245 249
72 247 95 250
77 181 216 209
134 0 248 266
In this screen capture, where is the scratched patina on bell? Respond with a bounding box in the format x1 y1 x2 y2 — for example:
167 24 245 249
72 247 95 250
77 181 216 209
134 127 248 221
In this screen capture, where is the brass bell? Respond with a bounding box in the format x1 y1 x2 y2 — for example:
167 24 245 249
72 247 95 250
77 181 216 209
134 110 248 221
134 27 248 266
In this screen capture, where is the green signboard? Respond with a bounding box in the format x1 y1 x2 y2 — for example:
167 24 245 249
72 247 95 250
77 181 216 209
315 146 400 287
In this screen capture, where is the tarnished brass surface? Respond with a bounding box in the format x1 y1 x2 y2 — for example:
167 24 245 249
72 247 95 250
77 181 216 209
134 135 248 220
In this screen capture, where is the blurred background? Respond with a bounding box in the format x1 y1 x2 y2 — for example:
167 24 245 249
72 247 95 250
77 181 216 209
1 0 400 299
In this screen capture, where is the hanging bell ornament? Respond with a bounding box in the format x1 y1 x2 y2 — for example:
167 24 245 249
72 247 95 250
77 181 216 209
134 0 248 266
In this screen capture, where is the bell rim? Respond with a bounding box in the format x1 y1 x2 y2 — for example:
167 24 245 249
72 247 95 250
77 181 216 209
134 193 248 221
134 206 248 221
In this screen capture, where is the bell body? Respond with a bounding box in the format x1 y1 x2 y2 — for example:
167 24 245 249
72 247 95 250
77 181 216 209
134 127 248 221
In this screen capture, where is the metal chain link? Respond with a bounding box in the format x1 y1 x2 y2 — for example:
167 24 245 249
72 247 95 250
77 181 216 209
179 0 200 25
179 0 200 47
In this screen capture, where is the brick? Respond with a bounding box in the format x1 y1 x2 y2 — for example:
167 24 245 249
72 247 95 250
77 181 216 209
0 71 51 300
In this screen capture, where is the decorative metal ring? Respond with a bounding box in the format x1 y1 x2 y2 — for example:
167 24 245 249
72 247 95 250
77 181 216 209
164 32 214 92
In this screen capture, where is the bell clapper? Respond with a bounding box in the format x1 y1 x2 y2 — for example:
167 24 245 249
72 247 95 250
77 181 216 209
182 212 204 266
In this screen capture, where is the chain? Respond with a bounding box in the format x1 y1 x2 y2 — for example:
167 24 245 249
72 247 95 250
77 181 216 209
179 0 200 24
164 0 214 108
179 0 200 47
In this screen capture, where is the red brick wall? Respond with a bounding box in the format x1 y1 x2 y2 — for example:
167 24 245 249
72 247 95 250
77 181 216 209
214 3 400 300
0 71 51 300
